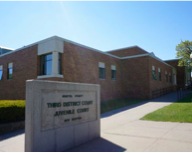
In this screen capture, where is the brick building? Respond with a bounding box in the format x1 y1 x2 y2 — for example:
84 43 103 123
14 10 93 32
165 59 188 89
0 36 178 101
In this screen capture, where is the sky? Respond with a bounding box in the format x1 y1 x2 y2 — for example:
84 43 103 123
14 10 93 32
1 1 192 60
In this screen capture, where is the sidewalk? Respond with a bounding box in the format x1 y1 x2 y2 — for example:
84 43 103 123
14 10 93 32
0 90 192 152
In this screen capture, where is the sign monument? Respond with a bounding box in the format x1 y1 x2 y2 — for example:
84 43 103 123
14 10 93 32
25 80 100 152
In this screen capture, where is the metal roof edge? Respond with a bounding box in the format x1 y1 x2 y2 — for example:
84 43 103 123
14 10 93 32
149 52 175 68
107 45 149 54
55 36 121 59
164 59 179 62
0 46 14 51
0 36 121 59
121 53 150 59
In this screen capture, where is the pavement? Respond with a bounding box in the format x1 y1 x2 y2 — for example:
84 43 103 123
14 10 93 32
0 90 192 152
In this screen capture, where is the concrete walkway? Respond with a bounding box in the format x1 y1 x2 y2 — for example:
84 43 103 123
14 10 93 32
1 90 192 152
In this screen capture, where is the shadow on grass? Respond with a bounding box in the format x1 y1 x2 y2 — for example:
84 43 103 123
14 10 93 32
101 100 147 118
101 90 192 119
68 137 126 152
151 90 192 103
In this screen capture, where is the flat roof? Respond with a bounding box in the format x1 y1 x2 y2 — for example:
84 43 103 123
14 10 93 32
107 45 149 54
0 35 174 68
0 46 14 51
164 59 179 62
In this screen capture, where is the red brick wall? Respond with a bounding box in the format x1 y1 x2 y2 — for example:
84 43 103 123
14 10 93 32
0 42 126 102
166 59 186 88
0 40 177 101
120 56 150 99
149 58 175 98
0 45 38 99
62 42 124 101
108 46 148 57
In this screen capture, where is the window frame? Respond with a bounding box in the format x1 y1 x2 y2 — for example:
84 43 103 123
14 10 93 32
98 62 106 79
152 66 157 80
40 53 53 76
0 65 3 80
169 73 172 83
158 68 161 81
111 65 116 80
7 63 13 80
165 71 168 82
58 53 62 75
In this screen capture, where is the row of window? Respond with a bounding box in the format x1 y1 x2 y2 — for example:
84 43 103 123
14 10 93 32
0 63 13 80
40 54 117 80
98 62 116 80
152 66 172 83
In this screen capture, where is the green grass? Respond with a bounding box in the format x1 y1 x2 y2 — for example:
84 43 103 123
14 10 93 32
101 98 142 114
141 94 192 123
0 100 25 124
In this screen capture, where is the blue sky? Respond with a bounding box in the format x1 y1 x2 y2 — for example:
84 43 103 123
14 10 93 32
1 1 192 60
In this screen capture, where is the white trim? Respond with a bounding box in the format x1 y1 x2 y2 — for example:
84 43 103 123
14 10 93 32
8 63 13 68
107 45 148 54
121 53 150 59
149 52 175 68
0 35 174 69
121 52 174 68
152 66 155 71
37 74 64 79
98 62 105 68
38 36 64 55
60 37 120 59
52 51 59 75
164 59 179 62
0 46 14 51
111 65 116 70
0 36 120 59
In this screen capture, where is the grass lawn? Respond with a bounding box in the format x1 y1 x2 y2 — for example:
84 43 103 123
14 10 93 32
101 98 142 114
141 93 192 123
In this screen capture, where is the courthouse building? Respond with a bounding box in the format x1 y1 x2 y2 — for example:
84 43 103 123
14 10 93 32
0 36 183 101
166 59 190 89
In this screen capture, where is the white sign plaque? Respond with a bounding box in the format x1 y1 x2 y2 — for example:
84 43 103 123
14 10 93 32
41 90 97 130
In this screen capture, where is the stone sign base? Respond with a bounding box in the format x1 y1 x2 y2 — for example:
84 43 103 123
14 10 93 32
25 80 100 152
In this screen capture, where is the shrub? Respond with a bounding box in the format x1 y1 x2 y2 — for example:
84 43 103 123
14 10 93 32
0 100 25 124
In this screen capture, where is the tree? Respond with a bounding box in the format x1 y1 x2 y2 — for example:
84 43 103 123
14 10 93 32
176 40 192 85
176 40 192 66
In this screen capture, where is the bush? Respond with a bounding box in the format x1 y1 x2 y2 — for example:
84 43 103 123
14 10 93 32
0 100 25 124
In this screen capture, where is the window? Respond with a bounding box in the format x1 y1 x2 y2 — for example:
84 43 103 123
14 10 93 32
0 65 3 80
111 65 116 80
7 63 13 80
152 66 157 80
169 73 172 83
158 68 161 81
58 53 62 75
40 53 52 75
165 71 168 82
98 62 106 79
